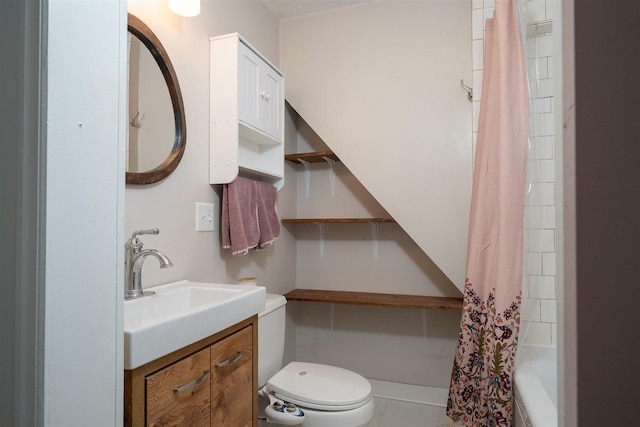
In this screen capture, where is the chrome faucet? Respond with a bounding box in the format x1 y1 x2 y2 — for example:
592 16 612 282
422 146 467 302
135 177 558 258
125 228 173 300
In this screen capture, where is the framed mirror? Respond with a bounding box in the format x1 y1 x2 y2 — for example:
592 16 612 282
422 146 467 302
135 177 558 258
126 13 186 185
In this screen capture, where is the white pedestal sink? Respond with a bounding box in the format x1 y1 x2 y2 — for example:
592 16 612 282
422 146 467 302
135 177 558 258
124 280 265 369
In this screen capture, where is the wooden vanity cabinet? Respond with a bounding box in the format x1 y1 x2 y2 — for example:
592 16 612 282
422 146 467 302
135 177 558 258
210 325 254 426
124 316 258 427
146 347 211 426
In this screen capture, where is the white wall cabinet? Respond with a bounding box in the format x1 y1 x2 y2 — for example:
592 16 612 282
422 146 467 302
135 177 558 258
210 33 284 189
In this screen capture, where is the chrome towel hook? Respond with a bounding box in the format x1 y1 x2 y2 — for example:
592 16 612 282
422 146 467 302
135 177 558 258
460 79 473 101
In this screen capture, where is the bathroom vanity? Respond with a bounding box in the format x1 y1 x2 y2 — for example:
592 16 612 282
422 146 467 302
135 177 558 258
124 316 258 427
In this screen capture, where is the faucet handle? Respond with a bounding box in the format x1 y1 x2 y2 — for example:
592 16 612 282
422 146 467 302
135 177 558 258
131 228 160 240
126 228 160 250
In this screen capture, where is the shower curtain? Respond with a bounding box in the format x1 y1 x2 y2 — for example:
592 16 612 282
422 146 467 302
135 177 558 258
446 0 528 426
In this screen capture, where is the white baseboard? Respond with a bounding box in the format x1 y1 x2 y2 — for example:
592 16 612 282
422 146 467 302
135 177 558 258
367 379 448 407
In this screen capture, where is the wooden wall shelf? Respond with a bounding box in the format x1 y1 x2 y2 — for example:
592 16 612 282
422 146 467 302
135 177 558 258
284 289 463 311
285 151 339 163
282 217 395 224
282 150 454 311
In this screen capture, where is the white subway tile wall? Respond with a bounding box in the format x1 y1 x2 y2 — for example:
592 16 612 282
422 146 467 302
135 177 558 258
472 0 557 346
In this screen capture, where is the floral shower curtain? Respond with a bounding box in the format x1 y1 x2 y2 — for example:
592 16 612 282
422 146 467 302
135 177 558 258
446 0 529 426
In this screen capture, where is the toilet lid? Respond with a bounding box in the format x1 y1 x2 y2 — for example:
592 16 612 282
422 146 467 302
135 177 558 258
267 362 372 411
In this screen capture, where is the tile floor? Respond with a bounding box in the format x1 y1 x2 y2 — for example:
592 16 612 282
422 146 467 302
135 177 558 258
368 397 447 427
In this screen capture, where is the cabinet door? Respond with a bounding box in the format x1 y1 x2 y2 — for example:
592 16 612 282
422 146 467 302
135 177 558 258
259 65 283 141
211 325 253 427
238 43 261 131
237 41 283 143
146 348 210 427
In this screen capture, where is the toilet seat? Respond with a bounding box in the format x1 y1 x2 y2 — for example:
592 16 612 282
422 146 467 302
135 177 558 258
267 362 372 411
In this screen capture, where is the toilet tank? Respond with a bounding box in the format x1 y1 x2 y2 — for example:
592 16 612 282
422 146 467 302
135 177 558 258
257 293 287 387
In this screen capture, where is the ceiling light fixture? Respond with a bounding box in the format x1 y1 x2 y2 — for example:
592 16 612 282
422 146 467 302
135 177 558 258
168 0 200 17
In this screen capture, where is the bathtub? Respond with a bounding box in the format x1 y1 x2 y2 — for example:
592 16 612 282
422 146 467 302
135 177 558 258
514 345 557 427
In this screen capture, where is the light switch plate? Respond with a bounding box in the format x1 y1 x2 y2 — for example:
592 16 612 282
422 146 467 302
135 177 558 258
196 202 214 232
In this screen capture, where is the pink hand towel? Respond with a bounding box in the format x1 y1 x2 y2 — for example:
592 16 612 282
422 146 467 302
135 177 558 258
255 181 280 249
222 178 280 256
222 177 259 255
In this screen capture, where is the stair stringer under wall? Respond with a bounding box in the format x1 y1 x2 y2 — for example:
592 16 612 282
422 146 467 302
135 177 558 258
279 1 473 292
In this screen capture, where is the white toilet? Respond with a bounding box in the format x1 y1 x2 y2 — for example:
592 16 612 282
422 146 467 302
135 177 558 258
258 294 375 427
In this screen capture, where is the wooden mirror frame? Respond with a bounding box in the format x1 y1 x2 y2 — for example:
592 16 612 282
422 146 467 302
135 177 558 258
126 13 186 185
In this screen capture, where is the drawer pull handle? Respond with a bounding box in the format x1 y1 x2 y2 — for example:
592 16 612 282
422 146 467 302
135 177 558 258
215 351 243 368
173 370 210 393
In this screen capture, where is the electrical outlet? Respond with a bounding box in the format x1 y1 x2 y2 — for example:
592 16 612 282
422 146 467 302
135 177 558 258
196 202 214 232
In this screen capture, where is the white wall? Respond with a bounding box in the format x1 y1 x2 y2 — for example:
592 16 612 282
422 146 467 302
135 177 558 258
279 2 469 386
280 0 473 291
293 302 462 388
289 113 460 297
44 0 126 425
285 113 462 388
125 0 297 298
125 0 464 392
